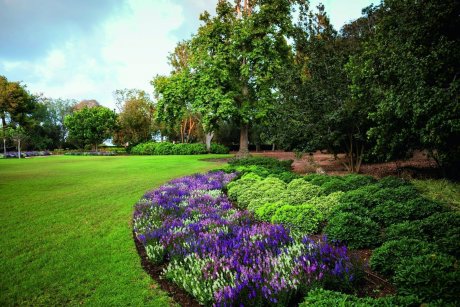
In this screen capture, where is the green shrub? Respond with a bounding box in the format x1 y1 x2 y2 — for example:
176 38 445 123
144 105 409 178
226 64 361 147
254 202 284 222
268 171 301 183
307 192 344 219
394 253 460 303
338 185 381 209
385 221 423 242
271 204 323 234
130 141 221 155
286 179 324 205
377 176 412 189
419 212 460 258
370 239 439 277
303 174 334 186
237 177 286 209
325 212 381 249
331 201 370 217
209 143 229 154
371 198 447 227
300 288 420 306
228 156 292 171
227 173 262 202
384 212 460 258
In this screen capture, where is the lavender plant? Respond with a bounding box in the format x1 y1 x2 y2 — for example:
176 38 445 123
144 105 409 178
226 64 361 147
133 171 358 306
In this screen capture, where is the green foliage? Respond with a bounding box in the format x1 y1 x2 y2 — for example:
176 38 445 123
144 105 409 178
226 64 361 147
271 204 323 234
64 106 117 150
371 197 447 227
300 288 421 307
240 177 286 209
370 239 439 277
385 212 460 258
226 173 262 202
286 179 324 205
325 212 381 249
209 143 229 154
412 179 460 210
228 157 293 171
348 0 460 174
394 253 460 303
377 176 412 189
338 185 381 209
130 141 212 155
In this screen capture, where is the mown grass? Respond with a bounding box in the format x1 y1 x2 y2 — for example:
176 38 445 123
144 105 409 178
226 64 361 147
412 179 460 210
0 155 228 306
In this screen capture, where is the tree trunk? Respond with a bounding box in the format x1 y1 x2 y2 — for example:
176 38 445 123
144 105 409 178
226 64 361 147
272 143 275 151
237 124 249 157
205 132 214 152
95 143 98 152
18 139 21 159
1 115 6 155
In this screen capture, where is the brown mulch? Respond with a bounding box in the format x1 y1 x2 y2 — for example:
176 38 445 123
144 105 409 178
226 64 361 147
239 150 439 179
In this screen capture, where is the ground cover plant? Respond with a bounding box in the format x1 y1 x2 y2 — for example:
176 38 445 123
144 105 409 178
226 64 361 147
0 155 228 306
133 171 360 306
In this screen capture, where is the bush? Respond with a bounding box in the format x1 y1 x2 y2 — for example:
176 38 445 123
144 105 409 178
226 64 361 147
240 177 286 210
286 179 324 205
228 156 293 171
271 204 323 234
338 185 381 209
371 198 447 227
319 174 376 194
254 202 284 222
324 212 381 249
268 171 301 183
370 239 439 277
377 176 412 189
227 173 262 202
331 201 370 217
130 141 225 155
300 288 421 307
209 143 230 154
384 212 460 258
394 253 460 303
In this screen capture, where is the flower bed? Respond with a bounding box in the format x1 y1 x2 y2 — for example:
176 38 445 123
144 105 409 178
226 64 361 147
133 171 358 306
1 151 52 158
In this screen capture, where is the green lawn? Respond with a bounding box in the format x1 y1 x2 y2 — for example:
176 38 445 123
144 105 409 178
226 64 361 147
0 155 227 306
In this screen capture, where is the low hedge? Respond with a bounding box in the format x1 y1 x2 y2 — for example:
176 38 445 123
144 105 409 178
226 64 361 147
300 288 421 306
130 141 229 155
228 156 292 171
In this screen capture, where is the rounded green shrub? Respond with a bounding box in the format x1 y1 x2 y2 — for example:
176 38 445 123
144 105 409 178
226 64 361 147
384 221 423 242
254 202 284 221
419 212 460 258
338 185 381 209
370 238 438 277
394 253 460 303
331 201 370 217
271 204 323 234
287 179 324 205
307 192 344 219
268 171 301 183
227 173 262 202
325 212 381 249
237 177 286 208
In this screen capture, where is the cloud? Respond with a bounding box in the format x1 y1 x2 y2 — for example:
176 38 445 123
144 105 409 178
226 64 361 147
0 0 376 109
0 0 124 60
1 0 186 108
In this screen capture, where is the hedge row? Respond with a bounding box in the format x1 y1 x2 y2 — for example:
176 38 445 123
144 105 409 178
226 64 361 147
130 141 229 155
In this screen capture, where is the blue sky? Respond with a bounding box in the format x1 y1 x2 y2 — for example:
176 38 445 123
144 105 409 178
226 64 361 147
0 0 377 109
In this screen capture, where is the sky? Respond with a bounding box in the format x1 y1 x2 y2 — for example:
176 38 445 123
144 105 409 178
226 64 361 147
0 0 377 109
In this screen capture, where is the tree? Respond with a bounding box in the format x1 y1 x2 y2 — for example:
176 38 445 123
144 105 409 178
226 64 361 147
113 89 155 146
154 0 298 156
64 106 117 151
0 75 35 154
8 126 27 159
73 99 100 111
348 0 460 175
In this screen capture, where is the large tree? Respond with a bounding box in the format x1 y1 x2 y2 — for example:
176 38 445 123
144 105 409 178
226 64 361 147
154 0 299 156
113 89 155 146
0 76 35 154
348 0 460 175
64 106 117 151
